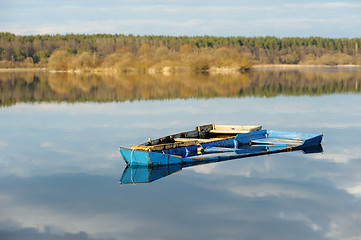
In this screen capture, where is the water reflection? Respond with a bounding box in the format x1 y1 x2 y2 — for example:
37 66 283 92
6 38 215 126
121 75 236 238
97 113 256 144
120 144 323 185
1 69 360 107
1 74 361 240
120 164 182 185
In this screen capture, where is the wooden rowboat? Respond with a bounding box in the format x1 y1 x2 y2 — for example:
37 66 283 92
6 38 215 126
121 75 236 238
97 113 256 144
120 144 323 185
130 124 262 152
119 124 323 166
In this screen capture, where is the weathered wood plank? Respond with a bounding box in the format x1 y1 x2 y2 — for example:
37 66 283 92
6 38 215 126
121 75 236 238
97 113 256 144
137 124 261 148
252 138 303 146
173 138 225 143
210 125 262 134
140 124 214 146
132 140 199 151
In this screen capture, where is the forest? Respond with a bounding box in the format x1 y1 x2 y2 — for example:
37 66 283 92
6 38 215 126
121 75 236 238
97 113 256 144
0 32 360 71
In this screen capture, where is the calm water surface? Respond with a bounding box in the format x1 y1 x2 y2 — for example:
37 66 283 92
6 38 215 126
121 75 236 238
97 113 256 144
0 69 361 240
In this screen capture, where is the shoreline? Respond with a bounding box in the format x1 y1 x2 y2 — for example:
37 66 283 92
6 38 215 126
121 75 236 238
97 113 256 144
252 64 361 69
1 64 361 73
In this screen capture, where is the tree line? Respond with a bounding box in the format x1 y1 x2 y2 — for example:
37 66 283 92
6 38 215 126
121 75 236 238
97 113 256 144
0 32 360 71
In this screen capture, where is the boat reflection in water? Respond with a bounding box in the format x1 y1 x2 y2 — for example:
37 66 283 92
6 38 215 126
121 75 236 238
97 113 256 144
120 144 323 185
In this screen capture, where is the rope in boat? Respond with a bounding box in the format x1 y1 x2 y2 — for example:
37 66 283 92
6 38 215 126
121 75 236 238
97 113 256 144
130 149 134 166
130 149 135 184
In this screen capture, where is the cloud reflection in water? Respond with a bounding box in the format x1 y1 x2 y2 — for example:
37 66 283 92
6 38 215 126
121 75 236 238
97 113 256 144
0 91 361 239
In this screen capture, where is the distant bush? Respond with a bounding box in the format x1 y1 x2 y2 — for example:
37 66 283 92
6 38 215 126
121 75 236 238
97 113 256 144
280 52 300 64
72 52 100 70
48 50 72 70
186 53 212 71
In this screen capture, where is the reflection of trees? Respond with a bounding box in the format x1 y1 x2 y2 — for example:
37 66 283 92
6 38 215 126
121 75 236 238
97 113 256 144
0 70 360 107
241 70 361 96
48 73 100 93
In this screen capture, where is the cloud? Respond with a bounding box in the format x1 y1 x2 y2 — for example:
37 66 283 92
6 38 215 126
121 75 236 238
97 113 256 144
0 224 96 240
308 153 357 164
285 2 361 9
40 142 55 148
224 181 322 199
0 141 8 148
189 164 220 175
1 0 361 36
279 211 322 231
345 184 361 196
0 205 139 238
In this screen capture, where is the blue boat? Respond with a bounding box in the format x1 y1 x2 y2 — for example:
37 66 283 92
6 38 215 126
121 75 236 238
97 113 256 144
119 124 323 166
120 144 323 185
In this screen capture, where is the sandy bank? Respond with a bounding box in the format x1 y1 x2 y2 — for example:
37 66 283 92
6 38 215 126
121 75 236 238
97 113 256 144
253 64 361 69
1 64 361 73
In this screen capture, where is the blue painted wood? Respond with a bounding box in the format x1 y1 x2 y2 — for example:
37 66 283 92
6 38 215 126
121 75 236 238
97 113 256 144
235 129 267 145
120 144 324 184
119 129 323 166
155 144 202 158
119 143 324 184
182 144 294 164
120 164 182 184
119 147 182 166
252 130 323 148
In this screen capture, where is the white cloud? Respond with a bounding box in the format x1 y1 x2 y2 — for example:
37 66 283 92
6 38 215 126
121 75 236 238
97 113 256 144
285 2 361 9
1 1 361 36
224 182 318 199
40 142 55 148
0 203 141 238
345 184 361 196
307 145 361 163
279 211 322 231
189 164 219 175
308 153 349 163
0 141 8 148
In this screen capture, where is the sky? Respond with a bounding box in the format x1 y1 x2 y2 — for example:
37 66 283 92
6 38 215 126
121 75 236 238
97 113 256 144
0 0 360 38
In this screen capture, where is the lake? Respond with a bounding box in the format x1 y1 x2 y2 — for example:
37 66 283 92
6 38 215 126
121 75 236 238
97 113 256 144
1 69 361 240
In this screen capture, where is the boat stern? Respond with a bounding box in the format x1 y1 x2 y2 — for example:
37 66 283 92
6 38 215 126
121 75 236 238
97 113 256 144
119 147 183 166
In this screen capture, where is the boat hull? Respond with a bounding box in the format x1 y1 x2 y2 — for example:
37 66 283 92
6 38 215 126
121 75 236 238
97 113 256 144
119 144 323 184
119 130 323 166
119 147 183 166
